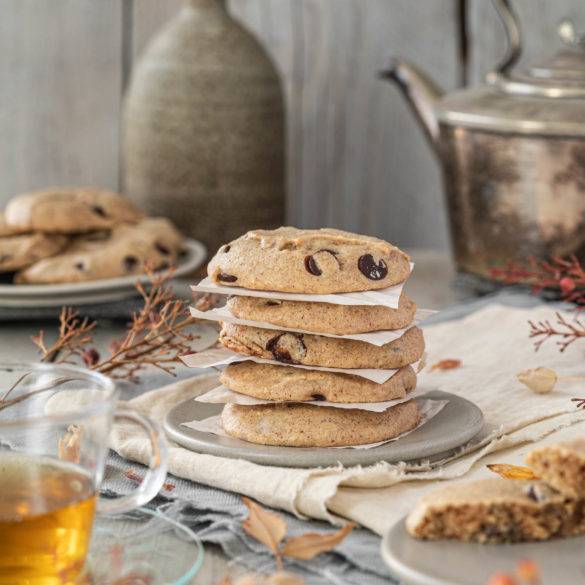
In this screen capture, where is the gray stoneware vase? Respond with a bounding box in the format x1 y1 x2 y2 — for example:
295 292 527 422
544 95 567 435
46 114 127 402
123 0 285 257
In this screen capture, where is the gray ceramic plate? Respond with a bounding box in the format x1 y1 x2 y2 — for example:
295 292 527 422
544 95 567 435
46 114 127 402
163 390 483 468
381 518 585 585
0 238 206 304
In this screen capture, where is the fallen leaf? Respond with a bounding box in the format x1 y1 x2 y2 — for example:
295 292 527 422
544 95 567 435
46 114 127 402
517 368 557 394
58 425 82 463
281 523 355 560
487 574 518 585
487 464 539 481
515 558 541 584
242 497 287 557
430 359 461 372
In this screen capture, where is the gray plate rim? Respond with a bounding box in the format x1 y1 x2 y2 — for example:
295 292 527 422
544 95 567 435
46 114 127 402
381 517 585 585
163 390 484 468
0 238 206 299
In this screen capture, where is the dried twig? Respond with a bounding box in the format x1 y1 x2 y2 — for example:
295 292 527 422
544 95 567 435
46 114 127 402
528 312 585 352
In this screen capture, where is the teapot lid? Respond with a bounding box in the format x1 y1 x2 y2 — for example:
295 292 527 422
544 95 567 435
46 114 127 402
437 18 585 136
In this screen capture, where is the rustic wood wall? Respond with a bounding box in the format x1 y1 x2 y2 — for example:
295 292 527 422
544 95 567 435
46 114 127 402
0 0 583 249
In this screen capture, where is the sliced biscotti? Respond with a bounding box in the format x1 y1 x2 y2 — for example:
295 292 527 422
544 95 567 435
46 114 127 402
220 361 416 403
406 478 585 543
219 323 425 369
527 440 585 499
226 292 417 335
221 400 420 447
208 226 410 293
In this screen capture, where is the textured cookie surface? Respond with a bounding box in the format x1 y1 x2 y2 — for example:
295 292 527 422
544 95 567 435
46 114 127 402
226 292 417 334
221 400 420 447
527 440 585 499
406 478 585 543
208 227 410 293
219 323 425 369
5 187 144 233
220 361 417 403
16 218 184 284
0 232 68 273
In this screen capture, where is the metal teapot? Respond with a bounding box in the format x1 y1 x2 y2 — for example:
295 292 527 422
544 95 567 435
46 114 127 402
382 0 585 285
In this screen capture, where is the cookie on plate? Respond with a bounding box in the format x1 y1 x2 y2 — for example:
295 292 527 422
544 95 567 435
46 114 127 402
221 400 420 447
0 232 68 273
226 292 417 335
527 440 585 499
406 478 585 543
5 187 144 233
0 212 27 237
220 361 417 403
16 218 184 284
208 227 411 293
219 323 425 369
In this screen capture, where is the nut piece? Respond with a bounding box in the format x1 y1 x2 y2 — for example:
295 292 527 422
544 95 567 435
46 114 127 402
517 367 557 394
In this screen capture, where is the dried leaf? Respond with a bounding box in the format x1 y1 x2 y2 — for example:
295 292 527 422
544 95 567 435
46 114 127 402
515 559 541 584
58 425 82 463
517 367 557 394
242 497 287 556
487 464 539 481
281 523 355 561
430 359 461 372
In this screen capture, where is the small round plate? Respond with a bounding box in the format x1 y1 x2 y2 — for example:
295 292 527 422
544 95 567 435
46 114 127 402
163 390 484 468
0 238 206 304
87 506 205 585
381 518 585 585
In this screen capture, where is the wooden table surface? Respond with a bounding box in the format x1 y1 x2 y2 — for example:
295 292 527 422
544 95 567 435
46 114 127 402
0 249 456 583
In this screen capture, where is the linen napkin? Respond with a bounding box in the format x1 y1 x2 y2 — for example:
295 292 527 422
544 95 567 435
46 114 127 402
110 301 585 535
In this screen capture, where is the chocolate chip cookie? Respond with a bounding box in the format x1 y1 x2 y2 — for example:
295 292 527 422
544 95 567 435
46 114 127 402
16 218 184 284
221 400 420 447
220 361 416 403
219 323 424 369
406 478 585 543
0 212 26 237
0 232 68 273
226 292 417 334
208 227 411 293
5 187 144 233
527 440 585 499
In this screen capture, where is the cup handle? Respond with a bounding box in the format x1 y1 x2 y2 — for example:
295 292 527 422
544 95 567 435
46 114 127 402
97 407 168 515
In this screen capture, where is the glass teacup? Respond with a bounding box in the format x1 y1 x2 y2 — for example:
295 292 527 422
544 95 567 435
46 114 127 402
0 362 168 585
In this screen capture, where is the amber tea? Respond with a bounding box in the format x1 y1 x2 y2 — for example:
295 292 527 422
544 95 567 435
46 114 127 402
0 452 96 585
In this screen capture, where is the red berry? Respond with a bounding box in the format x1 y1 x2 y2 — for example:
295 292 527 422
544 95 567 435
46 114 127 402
560 277 576 293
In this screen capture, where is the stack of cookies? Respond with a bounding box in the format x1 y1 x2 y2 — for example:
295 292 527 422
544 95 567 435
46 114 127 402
196 226 427 448
407 439 585 543
0 187 186 283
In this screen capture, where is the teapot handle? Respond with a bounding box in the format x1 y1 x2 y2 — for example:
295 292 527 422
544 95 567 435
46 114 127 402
490 0 522 78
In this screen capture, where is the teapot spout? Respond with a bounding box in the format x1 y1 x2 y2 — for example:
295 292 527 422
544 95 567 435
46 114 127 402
380 59 444 155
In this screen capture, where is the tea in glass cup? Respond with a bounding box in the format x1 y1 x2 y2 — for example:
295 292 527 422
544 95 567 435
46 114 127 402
0 363 167 585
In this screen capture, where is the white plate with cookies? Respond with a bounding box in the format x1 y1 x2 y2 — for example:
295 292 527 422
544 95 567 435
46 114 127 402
0 187 206 307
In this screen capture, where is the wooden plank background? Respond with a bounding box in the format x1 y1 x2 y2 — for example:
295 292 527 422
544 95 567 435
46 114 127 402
0 0 583 250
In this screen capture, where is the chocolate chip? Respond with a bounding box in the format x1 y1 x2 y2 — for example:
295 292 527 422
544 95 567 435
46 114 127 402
155 242 171 255
222 245 231 253
358 254 388 280
218 273 237 283
91 205 108 218
178 248 188 259
304 249 339 276
524 484 548 502
74 261 86 271
0 254 12 264
311 394 326 401
265 300 282 307
123 255 138 271
304 255 322 276
266 332 306 364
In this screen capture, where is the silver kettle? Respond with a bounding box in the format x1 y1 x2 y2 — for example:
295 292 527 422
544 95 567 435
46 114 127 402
382 0 585 284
